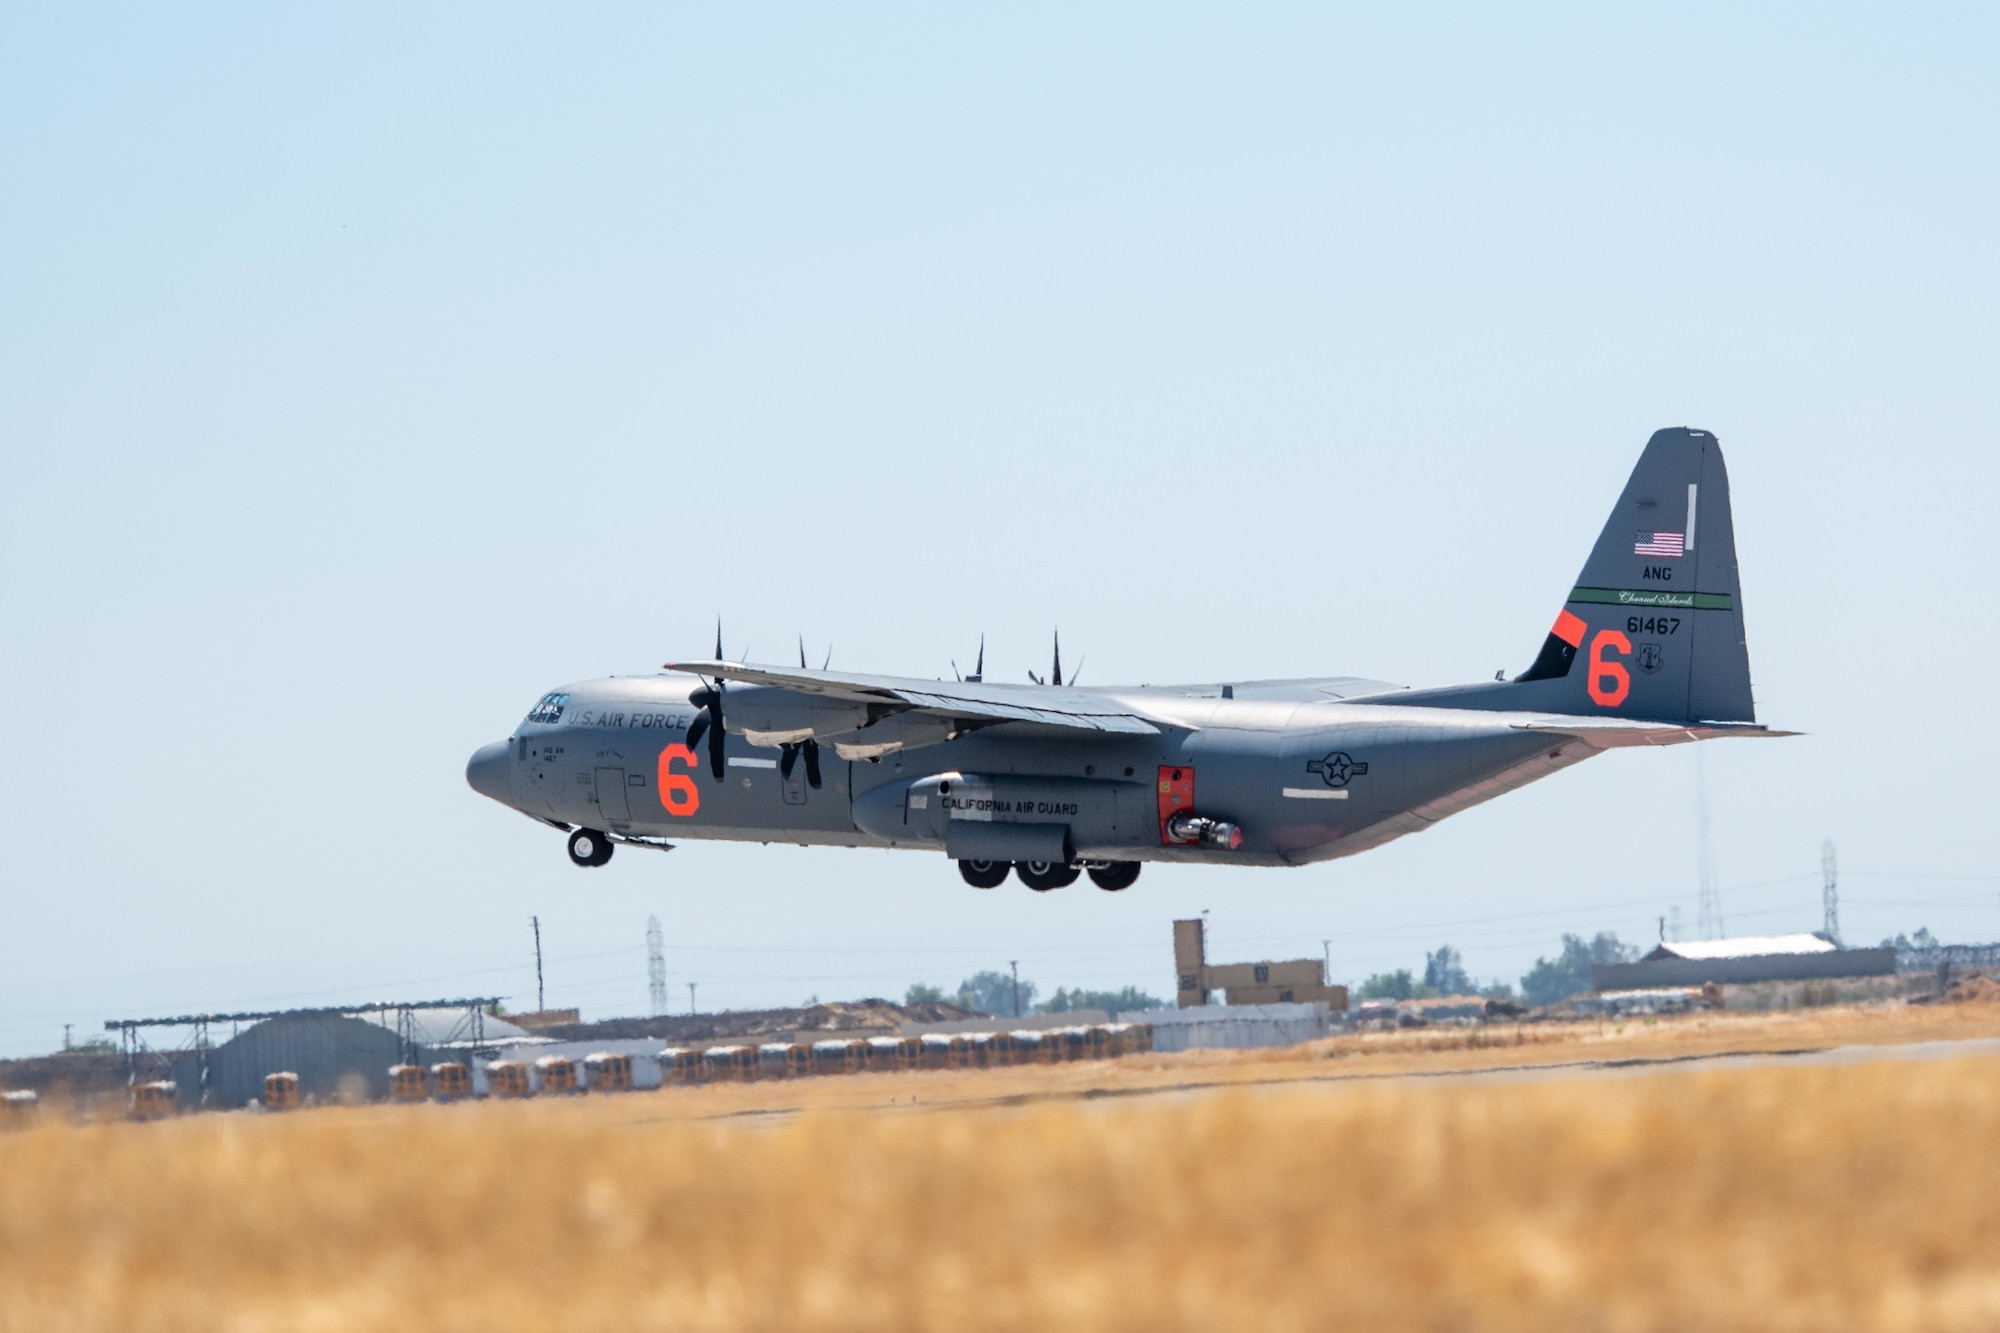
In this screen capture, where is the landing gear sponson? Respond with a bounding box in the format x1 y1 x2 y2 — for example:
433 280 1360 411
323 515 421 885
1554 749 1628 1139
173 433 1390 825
957 859 1139 891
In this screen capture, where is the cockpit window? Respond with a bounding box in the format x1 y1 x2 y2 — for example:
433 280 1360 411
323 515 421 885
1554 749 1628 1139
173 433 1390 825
526 692 568 725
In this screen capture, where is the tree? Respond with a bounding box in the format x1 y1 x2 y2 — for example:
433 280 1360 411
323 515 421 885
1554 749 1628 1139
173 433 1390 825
955 970 1037 1017
903 983 947 1005
1357 969 1415 1001
1039 985 1164 1015
1519 932 1638 1007
1423 945 1471 996
1882 927 1940 950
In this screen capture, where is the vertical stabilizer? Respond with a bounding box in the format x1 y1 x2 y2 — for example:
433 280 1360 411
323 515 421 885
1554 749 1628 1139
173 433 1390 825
1406 428 1757 725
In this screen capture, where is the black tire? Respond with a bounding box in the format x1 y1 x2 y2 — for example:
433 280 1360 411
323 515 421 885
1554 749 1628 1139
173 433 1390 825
568 829 613 867
958 859 1011 889
1087 861 1141 891
1015 860 1080 892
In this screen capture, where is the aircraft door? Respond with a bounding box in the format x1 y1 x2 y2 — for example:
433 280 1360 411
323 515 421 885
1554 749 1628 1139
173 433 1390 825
594 767 631 824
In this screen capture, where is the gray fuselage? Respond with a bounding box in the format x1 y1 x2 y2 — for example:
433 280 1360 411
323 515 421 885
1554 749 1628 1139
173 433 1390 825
469 674 1590 869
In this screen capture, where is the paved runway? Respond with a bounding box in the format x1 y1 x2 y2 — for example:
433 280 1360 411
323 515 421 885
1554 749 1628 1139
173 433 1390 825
675 1036 2000 1127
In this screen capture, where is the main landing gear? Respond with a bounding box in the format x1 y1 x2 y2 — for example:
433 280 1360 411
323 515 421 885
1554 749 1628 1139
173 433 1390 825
1086 861 1141 892
567 828 613 867
955 859 1141 891
957 859 1011 889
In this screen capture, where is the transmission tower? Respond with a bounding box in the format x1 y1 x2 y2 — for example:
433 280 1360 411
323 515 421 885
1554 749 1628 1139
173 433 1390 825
646 915 668 1017
1696 750 1723 939
1822 840 1841 945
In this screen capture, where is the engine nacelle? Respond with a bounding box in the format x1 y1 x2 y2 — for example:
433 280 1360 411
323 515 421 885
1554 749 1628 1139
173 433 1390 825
721 686 874 748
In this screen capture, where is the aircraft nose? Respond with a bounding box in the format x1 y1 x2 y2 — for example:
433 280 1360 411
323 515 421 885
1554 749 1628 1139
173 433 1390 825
466 740 515 805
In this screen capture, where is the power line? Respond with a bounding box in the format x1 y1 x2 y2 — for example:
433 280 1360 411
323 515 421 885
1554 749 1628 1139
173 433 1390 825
646 915 668 1017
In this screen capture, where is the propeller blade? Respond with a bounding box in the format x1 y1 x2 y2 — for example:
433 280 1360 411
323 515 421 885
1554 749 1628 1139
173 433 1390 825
1069 654 1085 686
714 620 724 660
803 738 822 789
822 646 832 670
780 744 798 780
684 711 710 751
799 635 807 669
707 709 726 780
1051 630 1062 688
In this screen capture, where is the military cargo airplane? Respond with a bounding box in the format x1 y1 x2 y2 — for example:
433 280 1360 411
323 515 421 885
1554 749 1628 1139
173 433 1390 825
468 428 1789 891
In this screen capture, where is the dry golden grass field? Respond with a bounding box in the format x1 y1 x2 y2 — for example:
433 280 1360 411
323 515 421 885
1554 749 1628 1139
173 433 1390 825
4 1001 1999 1332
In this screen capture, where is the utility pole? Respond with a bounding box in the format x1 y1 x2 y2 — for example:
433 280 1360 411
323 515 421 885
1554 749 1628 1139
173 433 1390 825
531 916 545 1012
1010 960 1021 1019
63 1024 71 1052
688 982 697 1015
647 915 668 1017
1695 751 1723 939
1822 839 1841 945
1322 940 1331 985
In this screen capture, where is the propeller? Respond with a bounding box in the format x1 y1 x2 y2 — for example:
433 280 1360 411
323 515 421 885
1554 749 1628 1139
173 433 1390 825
952 634 984 684
683 623 727 781
778 635 824 789
1028 631 1067 686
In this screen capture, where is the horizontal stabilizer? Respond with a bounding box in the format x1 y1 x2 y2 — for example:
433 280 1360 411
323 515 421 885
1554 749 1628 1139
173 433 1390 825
1510 717 1800 750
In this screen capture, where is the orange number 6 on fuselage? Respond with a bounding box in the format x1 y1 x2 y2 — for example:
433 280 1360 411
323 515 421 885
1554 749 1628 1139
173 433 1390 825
658 743 701 816
1587 629 1631 707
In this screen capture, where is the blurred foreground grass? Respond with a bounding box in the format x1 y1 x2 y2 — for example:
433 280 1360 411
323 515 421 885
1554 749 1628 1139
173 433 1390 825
5 1050 2000 1331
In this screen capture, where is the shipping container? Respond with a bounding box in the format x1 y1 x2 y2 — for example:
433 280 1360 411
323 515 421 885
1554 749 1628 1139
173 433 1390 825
658 1047 703 1087
534 1055 578 1094
811 1039 863 1076
487 1062 532 1098
261 1071 301 1110
131 1081 178 1121
918 1034 955 1071
758 1043 794 1080
388 1064 428 1103
584 1052 634 1093
863 1037 906 1073
430 1063 471 1101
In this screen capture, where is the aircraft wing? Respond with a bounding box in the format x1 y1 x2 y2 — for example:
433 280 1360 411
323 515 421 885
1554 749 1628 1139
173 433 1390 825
1510 717 1800 750
664 660 1162 735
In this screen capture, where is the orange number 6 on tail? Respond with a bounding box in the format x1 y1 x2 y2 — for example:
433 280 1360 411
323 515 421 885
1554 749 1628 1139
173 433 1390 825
1587 629 1631 707
658 743 701 816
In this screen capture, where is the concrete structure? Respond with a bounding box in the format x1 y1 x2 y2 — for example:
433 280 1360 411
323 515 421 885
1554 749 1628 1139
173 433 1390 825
1146 1002 1335 1051
1173 919 1349 1009
492 1037 667 1090
1592 934 1896 990
901 1010 1110 1036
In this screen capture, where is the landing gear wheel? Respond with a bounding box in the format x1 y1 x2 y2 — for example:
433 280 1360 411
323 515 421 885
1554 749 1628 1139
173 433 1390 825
567 829 613 867
1087 861 1141 891
957 859 1011 889
1015 860 1080 892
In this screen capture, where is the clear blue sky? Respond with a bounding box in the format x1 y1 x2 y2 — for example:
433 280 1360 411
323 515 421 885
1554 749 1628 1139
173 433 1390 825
3 5 1995 1056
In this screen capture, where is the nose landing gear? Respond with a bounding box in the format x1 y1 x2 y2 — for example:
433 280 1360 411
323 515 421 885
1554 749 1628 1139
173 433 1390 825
567 829 614 867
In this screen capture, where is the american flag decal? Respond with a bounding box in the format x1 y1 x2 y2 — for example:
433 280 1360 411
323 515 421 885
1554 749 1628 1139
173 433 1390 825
1634 530 1685 558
